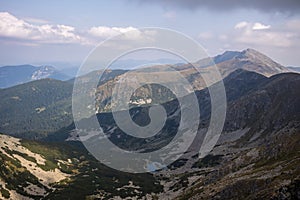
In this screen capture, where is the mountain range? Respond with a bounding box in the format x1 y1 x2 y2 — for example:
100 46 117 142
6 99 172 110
0 49 299 199
0 49 293 139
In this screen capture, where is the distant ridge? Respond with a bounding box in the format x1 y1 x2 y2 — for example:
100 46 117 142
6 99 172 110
288 66 300 73
0 64 69 88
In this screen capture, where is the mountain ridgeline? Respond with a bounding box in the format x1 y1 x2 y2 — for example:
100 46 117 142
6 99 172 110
0 49 293 139
211 48 289 76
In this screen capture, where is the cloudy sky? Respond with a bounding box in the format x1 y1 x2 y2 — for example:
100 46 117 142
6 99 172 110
0 0 300 68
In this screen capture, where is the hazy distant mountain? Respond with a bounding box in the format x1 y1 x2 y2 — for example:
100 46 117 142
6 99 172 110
0 65 70 88
287 66 300 73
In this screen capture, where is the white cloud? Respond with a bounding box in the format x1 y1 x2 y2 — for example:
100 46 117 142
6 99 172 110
252 22 271 30
0 12 84 44
88 26 139 38
232 21 297 47
0 12 32 38
207 19 300 66
88 26 156 42
234 21 248 29
0 12 155 46
235 21 271 30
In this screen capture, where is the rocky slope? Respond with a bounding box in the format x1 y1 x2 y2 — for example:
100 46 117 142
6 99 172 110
154 71 300 200
72 69 300 199
0 134 70 199
0 134 162 200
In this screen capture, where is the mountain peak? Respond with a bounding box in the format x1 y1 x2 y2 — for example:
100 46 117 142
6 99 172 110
215 48 268 60
211 48 290 77
239 49 287 70
39 65 56 70
216 48 268 63
31 65 57 80
242 48 259 54
241 48 270 60
213 50 241 64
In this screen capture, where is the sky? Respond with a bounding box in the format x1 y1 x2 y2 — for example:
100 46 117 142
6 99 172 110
0 0 300 68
